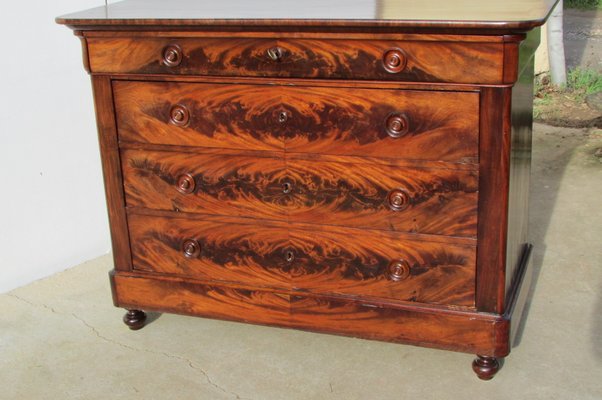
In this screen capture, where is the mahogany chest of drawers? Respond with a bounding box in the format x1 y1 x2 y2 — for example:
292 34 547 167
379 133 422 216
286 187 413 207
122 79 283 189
58 0 557 379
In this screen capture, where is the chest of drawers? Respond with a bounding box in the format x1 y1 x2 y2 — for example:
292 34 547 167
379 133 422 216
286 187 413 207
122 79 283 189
58 0 557 380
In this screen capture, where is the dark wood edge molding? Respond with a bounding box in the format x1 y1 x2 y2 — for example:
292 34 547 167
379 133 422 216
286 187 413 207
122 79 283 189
56 18 551 34
504 243 534 347
110 271 510 355
475 87 512 314
91 76 133 271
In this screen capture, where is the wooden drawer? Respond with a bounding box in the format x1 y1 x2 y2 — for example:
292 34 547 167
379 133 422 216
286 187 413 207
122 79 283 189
114 81 479 163
122 149 478 237
127 213 476 307
88 37 504 84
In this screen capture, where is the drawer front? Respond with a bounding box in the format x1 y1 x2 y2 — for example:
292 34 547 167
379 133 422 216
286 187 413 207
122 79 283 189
122 150 288 221
128 214 476 307
114 81 479 163
89 37 503 84
122 149 478 237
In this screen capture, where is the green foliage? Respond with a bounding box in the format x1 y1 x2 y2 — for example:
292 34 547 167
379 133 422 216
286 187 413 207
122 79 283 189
567 68 602 99
564 0 601 9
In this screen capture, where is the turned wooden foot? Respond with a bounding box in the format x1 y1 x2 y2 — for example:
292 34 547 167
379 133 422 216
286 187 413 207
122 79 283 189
123 309 147 330
472 355 500 380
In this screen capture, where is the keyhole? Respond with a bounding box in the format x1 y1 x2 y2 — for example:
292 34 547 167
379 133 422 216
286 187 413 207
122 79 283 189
278 111 289 123
285 250 295 263
282 181 292 194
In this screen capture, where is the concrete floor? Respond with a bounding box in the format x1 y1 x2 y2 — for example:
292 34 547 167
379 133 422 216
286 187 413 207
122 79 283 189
1 124 601 400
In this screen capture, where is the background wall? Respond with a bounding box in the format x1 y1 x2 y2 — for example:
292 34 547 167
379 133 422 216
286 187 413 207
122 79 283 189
0 1 111 292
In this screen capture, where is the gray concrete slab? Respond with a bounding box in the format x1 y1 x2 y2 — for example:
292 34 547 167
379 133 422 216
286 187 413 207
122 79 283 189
1 124 601 400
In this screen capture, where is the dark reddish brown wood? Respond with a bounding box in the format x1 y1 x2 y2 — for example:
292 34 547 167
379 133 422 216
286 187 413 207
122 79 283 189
86 37 504 83
111 272 508 355
121 149 478 236
113 81 479 163
91 76 132 272
475 87 512 314
126 212 476 306
56 0 558 32
58 0 553 379
123 309 147 330
472 355 500 380
505 29 539 302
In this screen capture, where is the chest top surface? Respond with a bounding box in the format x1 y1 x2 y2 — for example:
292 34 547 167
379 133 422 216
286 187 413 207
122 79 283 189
57 0 558 32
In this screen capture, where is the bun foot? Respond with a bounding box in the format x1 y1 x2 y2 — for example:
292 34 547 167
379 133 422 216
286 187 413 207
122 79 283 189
123 309 147 330
472 355 500 380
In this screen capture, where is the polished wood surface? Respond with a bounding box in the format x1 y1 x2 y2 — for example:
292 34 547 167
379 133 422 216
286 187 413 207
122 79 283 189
121 149 478 236
127 212 476 306
57 0 558 31
114 81 479 161
91 76 132 272
59 0 550 380
111 273 506 355
89 37 503 83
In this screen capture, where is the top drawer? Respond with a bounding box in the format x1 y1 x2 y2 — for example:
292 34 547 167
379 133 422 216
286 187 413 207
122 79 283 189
87 37 504 84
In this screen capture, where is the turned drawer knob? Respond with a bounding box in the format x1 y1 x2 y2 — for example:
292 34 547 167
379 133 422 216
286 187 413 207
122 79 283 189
267 46 284 61
170 104 190 127
387 188 411 211
182 239 201 259
163 44 183 67
386 259 411 281
385 113 409 138
383 48 407 74
176 173 195 194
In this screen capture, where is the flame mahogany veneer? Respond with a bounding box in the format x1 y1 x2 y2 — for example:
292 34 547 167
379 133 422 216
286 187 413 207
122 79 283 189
57 0 557 380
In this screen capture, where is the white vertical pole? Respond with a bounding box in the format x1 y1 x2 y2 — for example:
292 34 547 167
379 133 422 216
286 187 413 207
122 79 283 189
548 0 567 85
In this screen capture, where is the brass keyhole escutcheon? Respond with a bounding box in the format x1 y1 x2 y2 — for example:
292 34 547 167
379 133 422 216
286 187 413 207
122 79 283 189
285 250 295 263
267 46 284 61
278 111 289 123
282 181 292 194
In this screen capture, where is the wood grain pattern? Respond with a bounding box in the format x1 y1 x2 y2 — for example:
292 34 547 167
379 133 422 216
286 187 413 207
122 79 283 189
113 81 479 163
57 0 558 35
127 212 476 306
121 149 478 236
111 272 506 356
475 87 511 314
90 76 132 272
88 37 504 83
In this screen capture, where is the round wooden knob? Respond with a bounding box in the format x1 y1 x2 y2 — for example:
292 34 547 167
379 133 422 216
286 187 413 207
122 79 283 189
163 44 183 67
267 46 284 61
382 48 407 73
386 259 411 281
387 188 410 211
170 104 190 127
176 173 195 194
182 239 201 259
385 113 409 138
